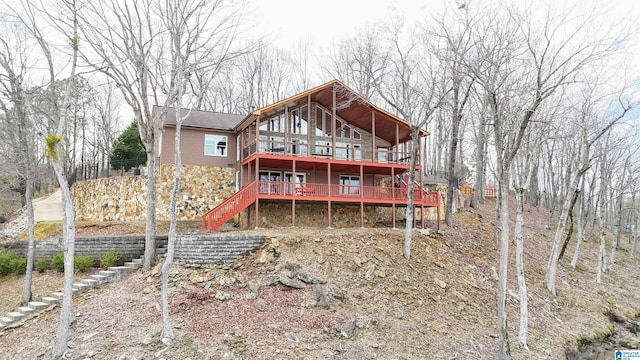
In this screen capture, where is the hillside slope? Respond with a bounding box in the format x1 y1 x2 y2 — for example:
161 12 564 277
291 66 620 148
0 200 638 359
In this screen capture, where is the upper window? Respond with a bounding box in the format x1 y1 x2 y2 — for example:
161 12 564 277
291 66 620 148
205 134 227 157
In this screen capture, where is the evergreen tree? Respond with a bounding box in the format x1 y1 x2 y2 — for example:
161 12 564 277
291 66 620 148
110 121 146 170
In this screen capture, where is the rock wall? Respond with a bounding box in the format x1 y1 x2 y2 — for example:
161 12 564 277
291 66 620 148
73 165 236 221
244 202 378 228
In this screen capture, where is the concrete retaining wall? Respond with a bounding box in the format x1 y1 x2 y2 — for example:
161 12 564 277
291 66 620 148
1 234 264 265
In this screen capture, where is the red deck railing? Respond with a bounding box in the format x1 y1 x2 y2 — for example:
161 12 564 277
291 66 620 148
202 180 440 232
256 181 440 206
201 181 257 232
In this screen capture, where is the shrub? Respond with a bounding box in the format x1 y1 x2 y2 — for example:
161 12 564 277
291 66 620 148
10 257 27 275
35 259 50 273
51 253 65 272
74 255 95 272
100 250 121 269
0 248 27 276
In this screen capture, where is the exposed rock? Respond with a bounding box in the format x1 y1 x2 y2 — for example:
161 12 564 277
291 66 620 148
285 332 299 342
297 271 326 284
256 299 266 312
434 278 447 289
627 320 640 335
336 319 357 339
279 276 306 289
215 291 231 301
619 336 640 349
314 284 331 309
245 279 262 300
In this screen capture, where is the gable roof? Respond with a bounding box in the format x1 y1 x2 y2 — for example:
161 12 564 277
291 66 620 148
159 106 244 132
236 80 428 144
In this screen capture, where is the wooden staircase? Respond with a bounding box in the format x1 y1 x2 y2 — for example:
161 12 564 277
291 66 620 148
396 174 440 207
201 181 257 232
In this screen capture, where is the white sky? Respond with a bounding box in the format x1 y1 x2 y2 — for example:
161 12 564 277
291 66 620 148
247 0 640 49
247 0 432 48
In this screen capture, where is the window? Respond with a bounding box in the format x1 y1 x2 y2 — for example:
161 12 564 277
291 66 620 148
205 134 227 157
339 175 360 196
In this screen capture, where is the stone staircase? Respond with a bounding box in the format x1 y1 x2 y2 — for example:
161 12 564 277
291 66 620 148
0 258 143 331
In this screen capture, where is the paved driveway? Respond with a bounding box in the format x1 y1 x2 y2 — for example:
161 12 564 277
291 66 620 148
33 189 62 222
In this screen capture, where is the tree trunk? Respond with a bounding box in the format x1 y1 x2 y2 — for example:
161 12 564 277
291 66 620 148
143 148 157 271
514 188 529 350
51 162 76 358
404 129 419 260
545 133 588 295
470 118 486 209
496 169 511 359
161 115 181 345
558 190 580 261
608 194 623 272
570 178 586 269
21 174 35 304
445 84 462 225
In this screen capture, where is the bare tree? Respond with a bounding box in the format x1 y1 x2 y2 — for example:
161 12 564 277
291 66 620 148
426 8 476 227
76 0 244 270
155 0 243 344
7 0 82 355
371 17 445 259
0 16 39 305
544 90 634 294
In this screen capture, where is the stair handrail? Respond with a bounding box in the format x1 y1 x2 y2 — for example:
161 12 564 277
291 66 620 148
201 181 257 232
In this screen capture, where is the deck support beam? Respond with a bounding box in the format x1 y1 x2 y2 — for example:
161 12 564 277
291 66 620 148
360 163 364 227
292 159 296 227
327 162 332 228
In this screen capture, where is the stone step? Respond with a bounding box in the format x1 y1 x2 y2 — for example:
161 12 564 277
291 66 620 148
52 292 64 300
72 283 90 292
131 258 143 265
41 297 60 305
28 302 49 311
0 317 13 326
18 306 35 315
124 262 138 268
7 312 24 321
81 278 99 288
108 266 132 275
90 274 109 284
99 270 117 279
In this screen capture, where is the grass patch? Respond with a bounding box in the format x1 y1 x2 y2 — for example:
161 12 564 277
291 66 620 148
18 221 62 240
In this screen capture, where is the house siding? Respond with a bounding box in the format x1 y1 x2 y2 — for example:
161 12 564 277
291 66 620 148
161 126 238 168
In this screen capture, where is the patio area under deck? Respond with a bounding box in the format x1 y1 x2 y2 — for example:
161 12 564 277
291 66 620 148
241 154 440 229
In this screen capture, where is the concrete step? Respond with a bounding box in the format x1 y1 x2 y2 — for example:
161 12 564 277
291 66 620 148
28 302 49 311
18 306 35 315
81 278 99 288
99 270 117 279
108 266 132 275
52 292 64 300
90 274 109 284
0 317 13 326
125 260 143 268
72 283 90 292
7 312 24 321
41 297 60 305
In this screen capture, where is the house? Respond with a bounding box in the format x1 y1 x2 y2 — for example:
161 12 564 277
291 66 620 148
159 80 440 231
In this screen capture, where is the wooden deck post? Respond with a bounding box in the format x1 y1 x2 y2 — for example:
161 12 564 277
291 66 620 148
255 157 260 229
327 162 332 228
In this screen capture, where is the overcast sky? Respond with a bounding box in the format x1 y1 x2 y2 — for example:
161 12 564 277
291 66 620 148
248 0 640 48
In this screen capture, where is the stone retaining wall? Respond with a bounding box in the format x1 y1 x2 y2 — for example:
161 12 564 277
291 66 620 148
73 165 236 221
244 202 378 228
2 234 264 265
